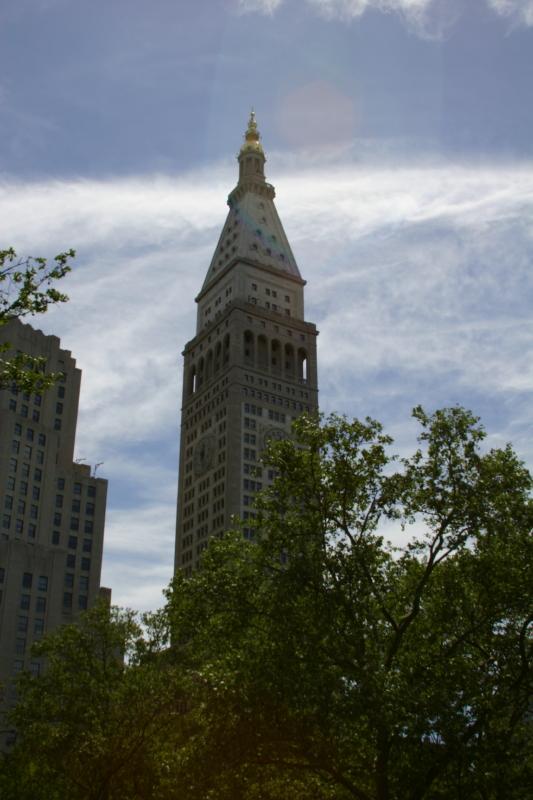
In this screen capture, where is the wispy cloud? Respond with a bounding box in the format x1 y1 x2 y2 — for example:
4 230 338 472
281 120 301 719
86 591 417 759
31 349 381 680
487 0 533 27
2 154 533 610
236 0 284 12
237 0 533 35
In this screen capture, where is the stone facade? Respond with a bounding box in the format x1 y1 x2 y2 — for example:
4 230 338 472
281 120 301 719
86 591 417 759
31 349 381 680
175 113 319 574
0 319 108 747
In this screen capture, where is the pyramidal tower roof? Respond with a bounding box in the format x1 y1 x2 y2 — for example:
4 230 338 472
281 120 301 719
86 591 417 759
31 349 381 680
198 111 303 299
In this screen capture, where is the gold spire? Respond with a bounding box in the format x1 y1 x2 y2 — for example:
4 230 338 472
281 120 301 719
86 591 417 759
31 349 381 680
240 108 264 155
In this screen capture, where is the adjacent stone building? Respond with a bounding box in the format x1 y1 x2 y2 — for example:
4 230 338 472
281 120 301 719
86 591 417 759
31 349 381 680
0 319 108 746
175 113 319 573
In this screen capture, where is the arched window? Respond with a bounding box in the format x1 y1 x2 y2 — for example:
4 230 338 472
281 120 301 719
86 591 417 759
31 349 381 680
206 349 214 381
214 342 222 374
197 357 205 389
297 349 308 382
244 330 254 367
257 335 268 369
284 343 295 379
188 365 197 397
223 334 230 365
271 339 281 375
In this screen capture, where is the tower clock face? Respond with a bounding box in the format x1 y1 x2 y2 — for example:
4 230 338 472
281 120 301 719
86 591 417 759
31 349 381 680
262 427 288 448
194 435 216 476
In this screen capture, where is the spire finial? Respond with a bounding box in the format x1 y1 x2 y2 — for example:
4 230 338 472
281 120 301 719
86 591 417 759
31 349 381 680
240 108 264 155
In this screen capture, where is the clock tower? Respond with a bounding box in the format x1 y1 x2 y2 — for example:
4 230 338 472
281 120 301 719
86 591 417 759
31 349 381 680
175 112 318 574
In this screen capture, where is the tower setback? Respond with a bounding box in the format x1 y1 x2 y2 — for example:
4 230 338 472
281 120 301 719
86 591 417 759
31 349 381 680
175 113 318 574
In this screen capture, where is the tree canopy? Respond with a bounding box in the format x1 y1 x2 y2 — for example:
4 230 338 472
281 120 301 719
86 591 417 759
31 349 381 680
0 247 74 391
2 407 532 799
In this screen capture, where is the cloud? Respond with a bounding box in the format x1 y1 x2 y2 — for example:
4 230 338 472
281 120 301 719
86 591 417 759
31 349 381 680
3 153 533 610
237 0 284 13
237 0 533 34
487 0 533 27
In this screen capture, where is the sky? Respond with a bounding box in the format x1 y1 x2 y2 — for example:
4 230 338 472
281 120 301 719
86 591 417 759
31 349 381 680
1 0 533 611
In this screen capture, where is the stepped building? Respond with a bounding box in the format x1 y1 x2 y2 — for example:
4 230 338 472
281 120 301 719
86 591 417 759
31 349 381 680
175 113 318 574
0 319 108 747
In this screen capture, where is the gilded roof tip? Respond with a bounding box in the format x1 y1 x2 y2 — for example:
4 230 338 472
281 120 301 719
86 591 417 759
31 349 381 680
240 108 264 155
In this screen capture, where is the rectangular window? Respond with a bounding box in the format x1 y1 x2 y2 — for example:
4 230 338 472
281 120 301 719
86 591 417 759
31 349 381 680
79 576 89 592
34 468 42 482
20 405 28 417
81 557 91 572
28 524 36 539
37 575 48 592
35 596 46 613
32 409 40 422
52 530 60 545
63 592 72 608
9 458 17 472
4 496 13 510
30 505 38 519
36 451 44 464
32 487 40 500
54 419 61 431
20 594 30 610
0 568 4 583
29 662 41 677
9 399 16 411
85 503 94 517
70 517 79 531
64 573 74 588
53 512 62 526
67 554 76 568
2 514 11 529
23 445 32 459
26 429 34 442
11 440 19 454
17 500 25 514
34 394 42 406
87 485 96 498
17 616 28 632
74 483 81 495
15 519 23 534
37 433 46 446
84 520 93 534
34 618 45 637
68 535 78 550
56 402 63 414
55 494 63 508
58 386 65 399
71 499 80 513
21 463 30 478
83 538 92 553
78 595 88 610
14 423 22 436
6 476 15 491
22 572 33 589
57 478 65 490
15 637 26 655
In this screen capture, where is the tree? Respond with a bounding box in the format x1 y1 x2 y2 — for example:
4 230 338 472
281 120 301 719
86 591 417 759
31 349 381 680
166 407 533 799
0 602 188 800
2 408 531 799
0 247 74 392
